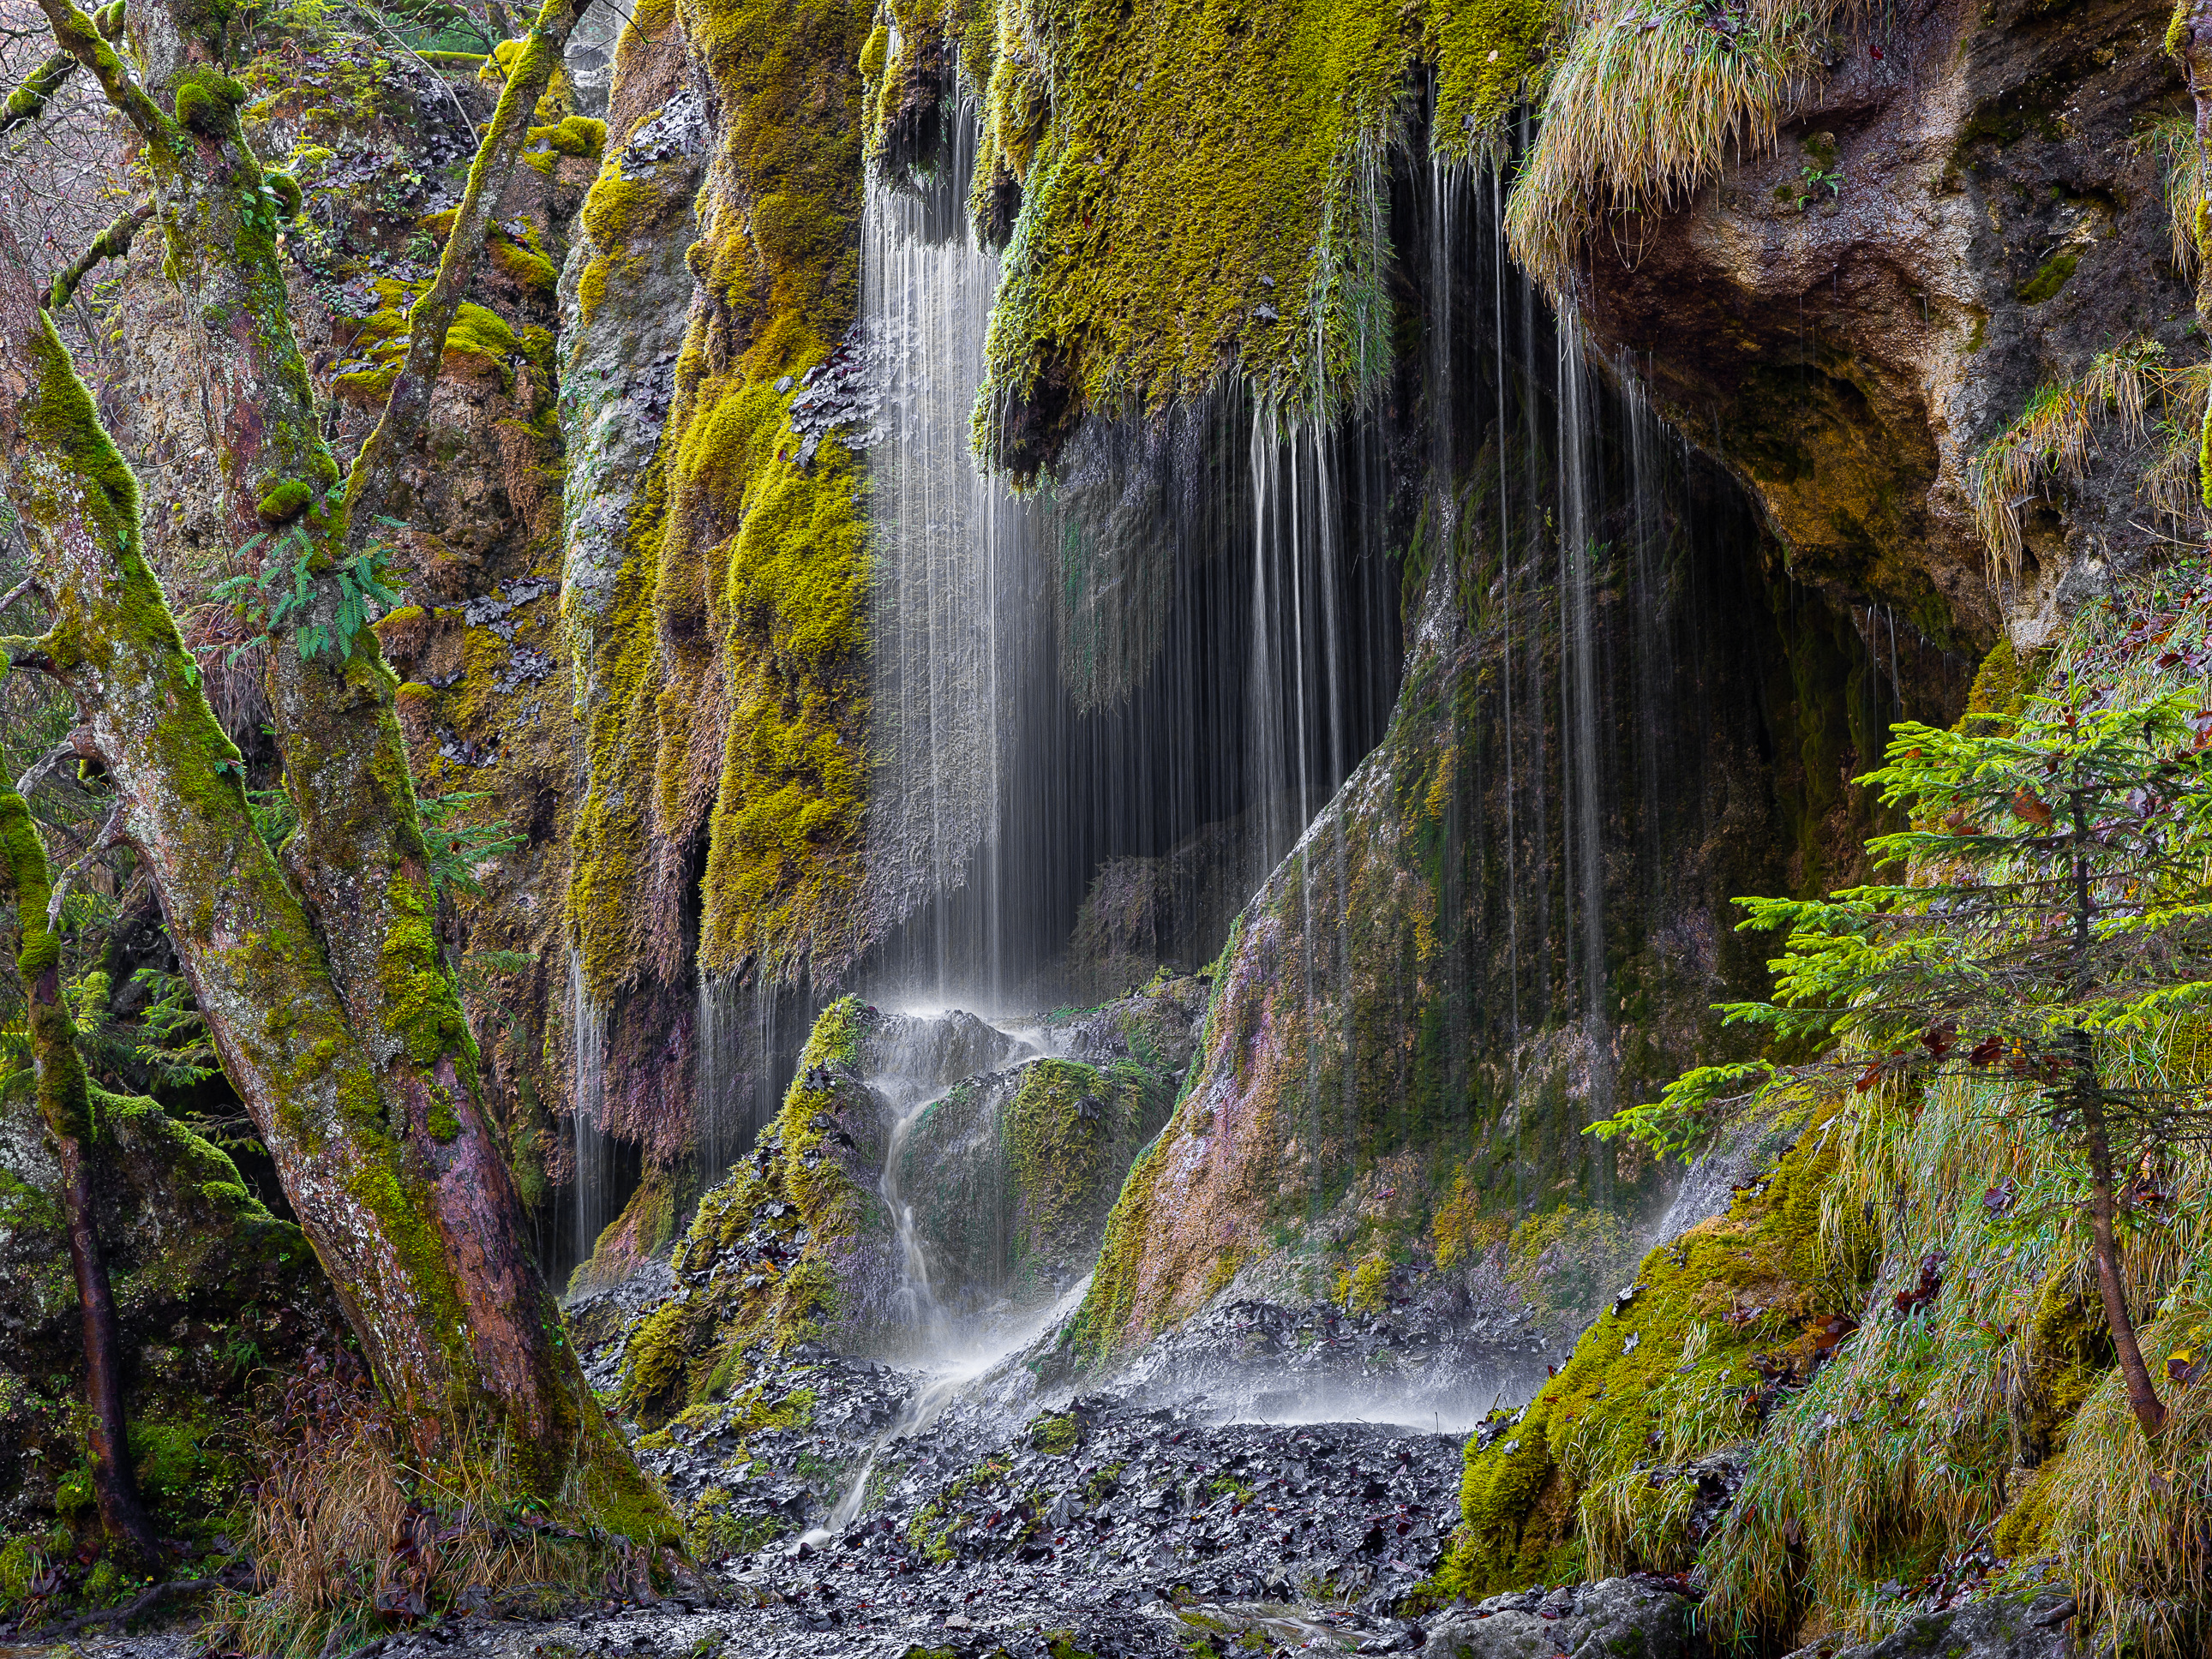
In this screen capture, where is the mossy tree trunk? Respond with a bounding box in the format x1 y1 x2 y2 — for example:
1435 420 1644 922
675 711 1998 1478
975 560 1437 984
344 0 584 552
0 787 165 1572
1 10 668 1530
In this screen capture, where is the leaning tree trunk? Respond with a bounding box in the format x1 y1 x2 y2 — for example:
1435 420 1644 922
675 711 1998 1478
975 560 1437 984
0 788 165 1571
2066 786 2167 1438
0 118 664 1533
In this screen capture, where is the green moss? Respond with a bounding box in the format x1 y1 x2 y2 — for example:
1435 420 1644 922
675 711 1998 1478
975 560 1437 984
1334 1252 1390 1314
173 68 248 135
490 234 559 291
129 1412 232 1513
376 867 477 1078
957 0 1553 473
265 169 302 217
2017 248 2080 304
0 1534 55 1602
1030 1410 1082 1454
544 112 606 154
333 281 528 401
1059 1136 1164 1362
1447 1099 1857 1593
255 479 314 523
692 412 870 983
1964 638 2024 723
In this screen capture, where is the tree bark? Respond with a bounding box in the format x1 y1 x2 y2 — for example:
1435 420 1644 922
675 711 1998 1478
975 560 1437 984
35 0 636 1481
0 788 165 1571
2081 1090 2167 1439
0 180 664 1531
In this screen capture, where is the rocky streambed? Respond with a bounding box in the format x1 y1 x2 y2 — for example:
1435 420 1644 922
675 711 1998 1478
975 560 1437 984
289 1331 1708 1659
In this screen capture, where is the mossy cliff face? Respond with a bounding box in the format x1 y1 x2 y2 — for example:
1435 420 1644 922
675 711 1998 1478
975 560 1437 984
0 1081 346 1548
1557 0 2191 654
560 0 874 1193
866 0 1556 476
1061 428 1888 1365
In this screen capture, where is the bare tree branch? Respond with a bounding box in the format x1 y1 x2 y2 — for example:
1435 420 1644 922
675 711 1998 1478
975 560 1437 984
45 796 121 925
14 727 95 800
0 45 71 138
42 195 148 309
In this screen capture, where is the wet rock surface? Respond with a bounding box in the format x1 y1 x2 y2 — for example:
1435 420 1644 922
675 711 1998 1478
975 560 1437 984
1424 1578 1699 1657
1094 1297 1555 1431
1779 1590 2080 1658
541 1305 1486 1655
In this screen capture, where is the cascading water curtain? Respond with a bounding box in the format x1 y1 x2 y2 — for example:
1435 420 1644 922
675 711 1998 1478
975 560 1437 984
566 947 613 1273
694 973 788 1188
862 105 1044 1010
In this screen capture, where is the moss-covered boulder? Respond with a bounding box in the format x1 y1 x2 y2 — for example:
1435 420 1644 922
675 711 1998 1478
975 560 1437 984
616 997 899 1424
0 1081 346 1554
896 1055 1178 1314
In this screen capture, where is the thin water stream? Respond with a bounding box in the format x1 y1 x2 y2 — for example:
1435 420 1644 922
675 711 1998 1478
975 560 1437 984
797 1012 1077 1547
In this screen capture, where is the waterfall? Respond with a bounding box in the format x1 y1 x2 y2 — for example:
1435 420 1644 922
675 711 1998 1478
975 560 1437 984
566 949 614 1272
862 108 1040 1009
860 109 1398 1015
1554 306 1614 1189
695 973 782 1187
879 1087 947 1346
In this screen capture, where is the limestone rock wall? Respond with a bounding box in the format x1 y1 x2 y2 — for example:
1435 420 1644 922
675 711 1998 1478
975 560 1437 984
1566 0 2191 651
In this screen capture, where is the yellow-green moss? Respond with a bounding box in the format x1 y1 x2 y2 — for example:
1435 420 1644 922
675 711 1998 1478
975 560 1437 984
691 407 870 982
501 229 562 289
2017 249 2080 305
255 478 314 523
1441 1099 1855 1596
964 0 1556 473
333 281 528 402
1335 1252 1390 1314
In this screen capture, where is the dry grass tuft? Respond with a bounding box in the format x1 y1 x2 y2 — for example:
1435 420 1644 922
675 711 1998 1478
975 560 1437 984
1505 0 1861 294
204 1357 650 1659
2137 114 2207 282
1966 340 2174 587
